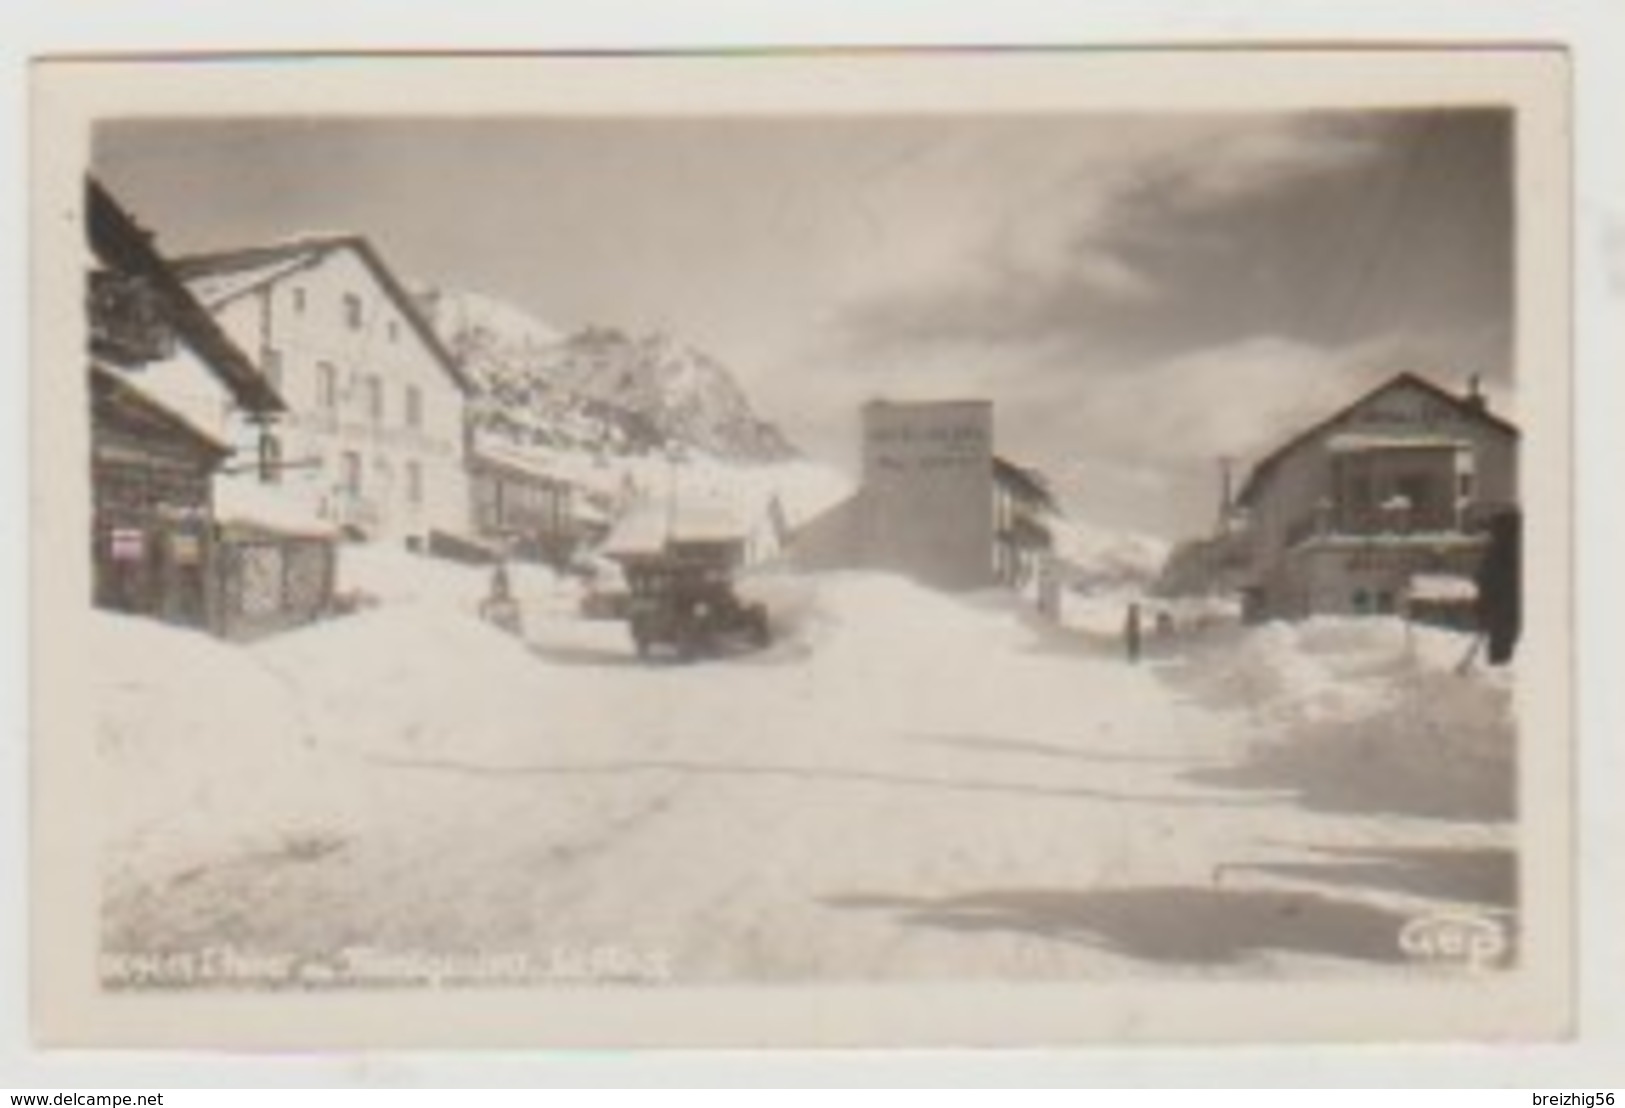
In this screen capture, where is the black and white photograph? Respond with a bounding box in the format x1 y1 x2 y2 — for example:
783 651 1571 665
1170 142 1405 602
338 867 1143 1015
29 50 1573 1047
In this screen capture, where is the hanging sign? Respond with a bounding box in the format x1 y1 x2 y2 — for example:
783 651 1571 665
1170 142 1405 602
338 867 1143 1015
110 528 145 562
169 532 203 565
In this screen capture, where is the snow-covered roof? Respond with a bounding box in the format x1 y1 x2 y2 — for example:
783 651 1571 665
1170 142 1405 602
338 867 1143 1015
1407 573 1478 602
600 499 746 558
215 478 339 539
1326 432 1472 454
184 256 315 310
470 440 572 485
1297 531 1487 551
571 498 611 526
91 366 232 460
88 179 285 417
469 435 630 500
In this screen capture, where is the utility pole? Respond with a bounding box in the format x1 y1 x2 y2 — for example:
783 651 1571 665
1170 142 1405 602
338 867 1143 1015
665 442 683 546
1217 456 1234 535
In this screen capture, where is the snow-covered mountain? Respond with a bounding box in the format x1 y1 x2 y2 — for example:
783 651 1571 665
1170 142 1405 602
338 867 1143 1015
417 287 796 464
1048 516 1170 591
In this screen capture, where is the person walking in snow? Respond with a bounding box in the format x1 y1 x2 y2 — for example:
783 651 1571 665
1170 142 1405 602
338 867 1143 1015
481 559 521 635
1124 601 1143 664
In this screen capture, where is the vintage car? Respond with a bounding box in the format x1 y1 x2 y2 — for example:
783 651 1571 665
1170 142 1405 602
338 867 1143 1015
624 560 771 660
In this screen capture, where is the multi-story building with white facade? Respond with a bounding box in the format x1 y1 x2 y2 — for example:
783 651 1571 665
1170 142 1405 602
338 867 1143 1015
174 236 475 545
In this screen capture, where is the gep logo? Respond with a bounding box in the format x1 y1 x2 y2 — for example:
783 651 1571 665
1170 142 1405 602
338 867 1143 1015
1399 911 1511 969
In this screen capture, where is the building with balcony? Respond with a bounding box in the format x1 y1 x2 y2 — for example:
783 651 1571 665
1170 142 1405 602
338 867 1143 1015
992 455 1058 590
1233 372 1519 622
465 437 618 567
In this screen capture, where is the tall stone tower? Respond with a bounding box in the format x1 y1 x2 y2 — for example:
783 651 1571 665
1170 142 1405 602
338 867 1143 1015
858 399 995 591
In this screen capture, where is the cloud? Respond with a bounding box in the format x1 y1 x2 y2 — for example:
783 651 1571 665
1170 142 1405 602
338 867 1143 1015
1101 336 1359 461
1140 115 1391 213
831 115 1395 358
1037 325 1499 467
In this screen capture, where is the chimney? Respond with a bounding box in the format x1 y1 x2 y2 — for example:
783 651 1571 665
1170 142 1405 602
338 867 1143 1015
1463 373 1486 413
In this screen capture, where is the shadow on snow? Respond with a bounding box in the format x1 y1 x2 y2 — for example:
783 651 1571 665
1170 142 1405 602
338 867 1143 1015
821 884 1412 966
1221 842 1517 909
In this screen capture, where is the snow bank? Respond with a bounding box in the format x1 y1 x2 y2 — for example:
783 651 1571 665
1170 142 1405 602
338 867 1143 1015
99 539 575 893
255 605 548 760
1199 619 1405 725
794 573 1016 653
1055 588 1239 645
335 542 489 613
1185 616 1499 727
1176 616 1515 820
94 613 348 890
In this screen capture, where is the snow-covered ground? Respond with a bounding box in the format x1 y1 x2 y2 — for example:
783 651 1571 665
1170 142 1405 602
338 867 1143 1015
97 545 1516 984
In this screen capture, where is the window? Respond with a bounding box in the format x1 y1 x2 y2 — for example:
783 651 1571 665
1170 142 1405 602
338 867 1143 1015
343 292 364 330
258 433 282 486
341 451 362 495
317 362 338 410
1395 475 1431 527
366 375 384 424
406 461 424 506
387 319 400 343
1349 474 1373 510
405 385 423 430
291 287 307 313
262 348 283 392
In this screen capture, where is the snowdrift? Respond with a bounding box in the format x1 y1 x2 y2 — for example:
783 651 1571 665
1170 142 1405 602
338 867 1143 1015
255 605 548 758
1175 616 1515 821
740 570 1027 662
336 543 490 612
94 613 350 894
98 545 561 895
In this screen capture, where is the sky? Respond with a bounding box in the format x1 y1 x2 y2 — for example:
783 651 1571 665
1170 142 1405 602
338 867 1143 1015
94 109 1514 539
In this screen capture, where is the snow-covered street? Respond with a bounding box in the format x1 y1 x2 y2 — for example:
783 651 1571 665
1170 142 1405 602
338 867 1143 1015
97 549 1516 984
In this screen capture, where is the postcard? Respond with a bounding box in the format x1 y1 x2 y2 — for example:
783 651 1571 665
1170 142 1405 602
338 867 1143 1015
30 48 1572 1047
